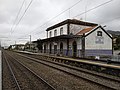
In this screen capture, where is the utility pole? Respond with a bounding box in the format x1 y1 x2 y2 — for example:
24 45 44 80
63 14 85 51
30 35 31 51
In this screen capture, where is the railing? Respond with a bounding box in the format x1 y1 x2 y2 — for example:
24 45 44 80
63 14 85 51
111 55 120 62
99 55 120 62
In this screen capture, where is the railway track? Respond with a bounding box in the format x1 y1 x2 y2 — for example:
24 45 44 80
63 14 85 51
24 53 120 81
16 51 120 77
10 51 120 90
2 51 55 90
2 52 21 90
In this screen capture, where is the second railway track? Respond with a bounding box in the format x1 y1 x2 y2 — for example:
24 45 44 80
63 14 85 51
2 51 55 90
2 52 21 90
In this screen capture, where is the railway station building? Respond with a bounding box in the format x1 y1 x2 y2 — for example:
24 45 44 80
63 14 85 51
41 19 113 57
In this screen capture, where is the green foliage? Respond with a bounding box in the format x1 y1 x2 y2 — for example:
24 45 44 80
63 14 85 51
8 45 12 50
114 45 119 50
36 39 43 51
114 35 120 50
116 36 120 45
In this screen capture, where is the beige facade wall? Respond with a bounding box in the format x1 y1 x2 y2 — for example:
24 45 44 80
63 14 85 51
85 27 112 50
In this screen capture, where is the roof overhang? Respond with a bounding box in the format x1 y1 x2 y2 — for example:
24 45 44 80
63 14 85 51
41 35 82 42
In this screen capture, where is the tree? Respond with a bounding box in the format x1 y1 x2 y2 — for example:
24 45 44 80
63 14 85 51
36 39 43 52
8 45 12 50
115 35 120 50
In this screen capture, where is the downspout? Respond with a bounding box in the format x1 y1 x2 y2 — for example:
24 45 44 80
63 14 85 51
112 37 113 55
82 33 85 58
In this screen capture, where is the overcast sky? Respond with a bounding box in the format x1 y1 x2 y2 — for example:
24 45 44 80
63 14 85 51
0 0 120 47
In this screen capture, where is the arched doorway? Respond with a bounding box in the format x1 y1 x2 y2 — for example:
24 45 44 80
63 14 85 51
44 45 46 53
72 41 77 57
60 42 63 54
54 45 57 54
49 43 52 54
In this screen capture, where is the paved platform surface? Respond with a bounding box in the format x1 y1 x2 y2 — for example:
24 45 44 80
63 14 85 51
16 50 120 69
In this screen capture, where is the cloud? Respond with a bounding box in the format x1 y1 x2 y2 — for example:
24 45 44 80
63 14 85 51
0 0 120 46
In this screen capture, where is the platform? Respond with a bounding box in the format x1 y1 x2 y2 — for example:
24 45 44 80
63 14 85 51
16 50 120 69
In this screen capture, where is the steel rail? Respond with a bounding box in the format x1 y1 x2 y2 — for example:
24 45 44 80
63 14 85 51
18 53 120 82
3 52 21 90
31 55 120 82
17 52 120 90
6 51 56 90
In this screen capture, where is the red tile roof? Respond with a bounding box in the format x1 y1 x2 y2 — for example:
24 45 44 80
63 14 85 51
46 19 98 31
76 27 95 35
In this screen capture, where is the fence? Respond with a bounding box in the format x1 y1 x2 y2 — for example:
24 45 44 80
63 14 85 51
110 55 120 62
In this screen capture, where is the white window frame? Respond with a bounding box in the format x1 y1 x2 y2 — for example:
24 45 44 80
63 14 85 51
60 27 63 35
49 31 52 37
97 31 102 36
54 29 57 36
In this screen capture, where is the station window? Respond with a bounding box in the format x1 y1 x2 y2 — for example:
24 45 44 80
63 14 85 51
49 31 52 37
97 31 102 36
54 29 57 36
60 27 63 35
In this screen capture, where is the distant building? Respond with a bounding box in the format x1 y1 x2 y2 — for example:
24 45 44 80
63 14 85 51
9 44 25 50
41 19 113 57
24 41 38 52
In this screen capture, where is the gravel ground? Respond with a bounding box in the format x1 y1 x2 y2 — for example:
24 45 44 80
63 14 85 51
8 51 113 90
19 52 120 80
21 52 120 81
2 54 17 90
17 52 120 89
3 52 54 90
